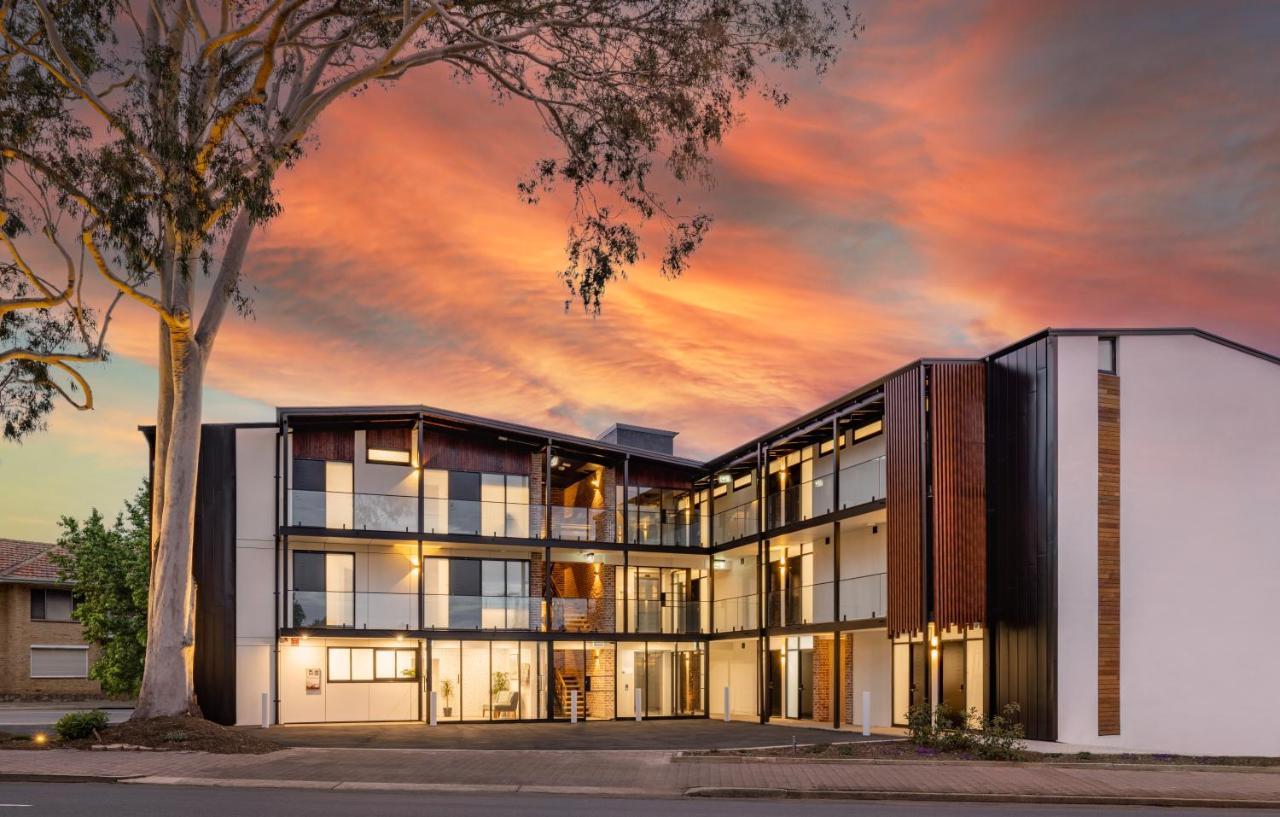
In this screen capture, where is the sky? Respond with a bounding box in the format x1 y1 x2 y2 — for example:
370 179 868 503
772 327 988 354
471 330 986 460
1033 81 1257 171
3 0 1278 541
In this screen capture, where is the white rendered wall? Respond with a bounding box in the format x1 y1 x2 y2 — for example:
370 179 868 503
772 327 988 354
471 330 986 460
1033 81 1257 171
850 629 892 727
1055 336 1103 746
278 638 417 723
1057 334 1280 755
708 638 759 720
235 428 278 725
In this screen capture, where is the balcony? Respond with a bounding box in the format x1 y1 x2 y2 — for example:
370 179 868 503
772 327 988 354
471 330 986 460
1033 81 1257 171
625 598 708 635
766 581 835 627
549 596 611 632
288 590 417 630
627 508 703 548
711 592 759 633
545 505 611 542
423 498 530 538
837 455 886 510
838 572 887 621
711 500 759 545
424 594 542 630
290 490 417 533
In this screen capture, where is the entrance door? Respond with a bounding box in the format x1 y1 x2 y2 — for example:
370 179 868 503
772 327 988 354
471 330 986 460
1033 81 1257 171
940 641 966 724
786 555 804 625
910 642 927 712
768 650 783 716
675 645 703 715
798 648 814 719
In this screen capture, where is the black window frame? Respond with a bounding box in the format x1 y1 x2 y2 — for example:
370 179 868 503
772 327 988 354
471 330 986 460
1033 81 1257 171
325 646 419 683
1098 336 1118 374
291 550 357 628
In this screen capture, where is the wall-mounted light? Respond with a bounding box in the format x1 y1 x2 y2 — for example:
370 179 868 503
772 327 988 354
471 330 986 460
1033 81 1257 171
717 474 732 484
713 558 728 570
551 455 561 467
871 524 879 534
585 552 596 563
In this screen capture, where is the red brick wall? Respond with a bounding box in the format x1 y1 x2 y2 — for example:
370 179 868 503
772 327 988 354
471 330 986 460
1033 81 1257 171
813 636 832 722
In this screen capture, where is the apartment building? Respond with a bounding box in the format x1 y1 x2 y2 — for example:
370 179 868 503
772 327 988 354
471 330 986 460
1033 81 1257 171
0 539 100 698
162 328 1280 756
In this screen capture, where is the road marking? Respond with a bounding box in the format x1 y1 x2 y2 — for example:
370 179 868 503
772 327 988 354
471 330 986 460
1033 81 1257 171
0 805 33 808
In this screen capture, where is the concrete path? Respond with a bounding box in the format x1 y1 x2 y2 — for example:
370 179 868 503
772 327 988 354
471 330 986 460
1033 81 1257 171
4 746 1280 807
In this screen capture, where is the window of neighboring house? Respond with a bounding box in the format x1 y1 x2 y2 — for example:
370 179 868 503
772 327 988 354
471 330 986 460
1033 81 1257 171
327 647 417 682
30 645 88 678
30 588 75 622
291 551 356 628
1098 337 1118 374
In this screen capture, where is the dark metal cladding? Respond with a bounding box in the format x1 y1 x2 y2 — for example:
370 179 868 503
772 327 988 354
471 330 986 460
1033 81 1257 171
986 336 1057 741
193 425 237 725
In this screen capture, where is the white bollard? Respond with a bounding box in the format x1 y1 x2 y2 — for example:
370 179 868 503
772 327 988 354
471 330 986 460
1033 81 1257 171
635 688 643 721
862 691 871 737
571 689 579 724
261 692 269 729
429 690 438 726
723 686 731 722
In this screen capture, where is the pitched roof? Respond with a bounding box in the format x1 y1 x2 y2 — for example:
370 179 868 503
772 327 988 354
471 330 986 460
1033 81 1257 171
0 538 67 584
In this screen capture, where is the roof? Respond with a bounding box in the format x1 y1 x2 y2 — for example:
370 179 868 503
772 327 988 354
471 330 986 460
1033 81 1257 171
0 538 67 585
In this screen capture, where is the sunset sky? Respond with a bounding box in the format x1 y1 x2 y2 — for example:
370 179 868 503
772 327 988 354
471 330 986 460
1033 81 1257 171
3 0 1278 541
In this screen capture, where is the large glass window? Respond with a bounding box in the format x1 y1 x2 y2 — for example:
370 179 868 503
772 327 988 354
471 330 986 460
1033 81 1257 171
425 557 531 630
292 551 354 627
30 588 75 621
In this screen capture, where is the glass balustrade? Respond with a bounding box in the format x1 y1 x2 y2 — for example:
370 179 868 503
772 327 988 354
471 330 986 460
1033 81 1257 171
626 508 703 547
838 572 888 621
544 505 611 542
422 498 531 538
711 501 759 545
548 597 611 632
287 590 418 630
625 598 709 634
711 592 759 633
837 455 887 510
766 581 835 627
289 490 418 533
423 594 542 630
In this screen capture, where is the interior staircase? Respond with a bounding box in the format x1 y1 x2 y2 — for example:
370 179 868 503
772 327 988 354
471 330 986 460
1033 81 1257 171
554 670 585 718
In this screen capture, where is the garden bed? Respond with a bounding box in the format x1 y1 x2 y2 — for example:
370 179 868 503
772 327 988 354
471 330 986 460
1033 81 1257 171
0 716 279 754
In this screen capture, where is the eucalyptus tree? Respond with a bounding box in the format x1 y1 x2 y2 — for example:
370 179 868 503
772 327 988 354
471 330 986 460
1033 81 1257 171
0 0 858 718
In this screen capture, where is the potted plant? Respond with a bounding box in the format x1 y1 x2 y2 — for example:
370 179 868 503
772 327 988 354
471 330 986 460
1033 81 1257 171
491 671 510 696
441 678 455 718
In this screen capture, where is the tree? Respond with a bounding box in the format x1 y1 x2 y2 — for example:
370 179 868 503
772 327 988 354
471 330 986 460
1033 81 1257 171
0 0 859 718
51 480 151 697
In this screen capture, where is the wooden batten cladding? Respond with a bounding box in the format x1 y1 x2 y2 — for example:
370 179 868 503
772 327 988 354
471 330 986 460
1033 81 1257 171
1098 372 1121 735
885 365 925 637
292 427 354 461
930 362 988 631
422 429 532 475
628 460 695 490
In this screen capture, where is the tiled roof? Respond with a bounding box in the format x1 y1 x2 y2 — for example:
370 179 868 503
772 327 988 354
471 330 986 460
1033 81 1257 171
0 538 67 584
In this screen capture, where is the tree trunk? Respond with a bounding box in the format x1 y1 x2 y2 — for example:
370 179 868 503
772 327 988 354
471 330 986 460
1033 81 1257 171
133 330 203 718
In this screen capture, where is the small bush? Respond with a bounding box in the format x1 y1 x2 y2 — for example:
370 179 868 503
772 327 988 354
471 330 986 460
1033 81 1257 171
972 703 1026 760
54 709 109 741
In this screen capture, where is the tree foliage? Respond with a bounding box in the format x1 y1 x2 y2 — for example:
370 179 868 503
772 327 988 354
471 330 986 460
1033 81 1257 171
52 480 151 697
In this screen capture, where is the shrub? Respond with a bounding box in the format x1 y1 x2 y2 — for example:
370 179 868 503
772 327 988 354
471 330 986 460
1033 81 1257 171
972 703 1026 760
54 709 109 741
906 702 937 746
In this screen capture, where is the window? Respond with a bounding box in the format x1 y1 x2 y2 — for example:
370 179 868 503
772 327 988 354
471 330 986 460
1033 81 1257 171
327 647 417 682
732 473 752 490
30 646 88 678
1098 337 1117 374
367 447 411 465
291 551 355 628
854 419 883 441
31 589 75 622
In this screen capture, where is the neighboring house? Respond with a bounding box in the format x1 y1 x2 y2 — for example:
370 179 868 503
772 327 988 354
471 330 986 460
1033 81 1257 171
158 328 1279 756
0 539 100 698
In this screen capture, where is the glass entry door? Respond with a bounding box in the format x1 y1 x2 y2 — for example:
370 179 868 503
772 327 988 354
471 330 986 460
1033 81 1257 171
635 569 661 633
552 642 586 720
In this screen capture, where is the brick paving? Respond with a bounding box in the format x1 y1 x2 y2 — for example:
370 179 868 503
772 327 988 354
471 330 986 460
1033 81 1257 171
6 746 1280 803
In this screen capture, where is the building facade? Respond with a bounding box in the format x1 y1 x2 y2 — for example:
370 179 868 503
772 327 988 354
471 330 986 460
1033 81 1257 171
0 539 101 699
166 328 1280 756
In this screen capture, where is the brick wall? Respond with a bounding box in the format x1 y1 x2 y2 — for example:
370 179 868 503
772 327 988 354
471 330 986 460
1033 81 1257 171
0 584 101 698
812 636 832 722
586 645 615 719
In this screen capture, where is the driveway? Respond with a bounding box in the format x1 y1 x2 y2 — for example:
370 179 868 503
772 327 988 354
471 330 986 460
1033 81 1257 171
255 719 888 750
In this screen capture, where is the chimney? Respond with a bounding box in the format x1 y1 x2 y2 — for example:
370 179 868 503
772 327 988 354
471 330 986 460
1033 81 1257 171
597 423 678 456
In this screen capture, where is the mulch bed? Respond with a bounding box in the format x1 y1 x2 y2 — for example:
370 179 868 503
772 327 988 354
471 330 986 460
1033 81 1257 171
1 717 279 754
694 741 1280 767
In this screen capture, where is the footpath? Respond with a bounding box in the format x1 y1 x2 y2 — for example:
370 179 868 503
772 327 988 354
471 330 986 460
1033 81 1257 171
4 746 1280 808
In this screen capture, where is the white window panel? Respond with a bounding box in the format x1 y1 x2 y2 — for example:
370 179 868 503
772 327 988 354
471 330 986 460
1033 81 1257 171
375 649 396 680
328 648 351 681
351 647 374 681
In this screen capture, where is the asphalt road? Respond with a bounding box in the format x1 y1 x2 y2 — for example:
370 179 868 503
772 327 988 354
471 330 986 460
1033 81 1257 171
0 784 1273 817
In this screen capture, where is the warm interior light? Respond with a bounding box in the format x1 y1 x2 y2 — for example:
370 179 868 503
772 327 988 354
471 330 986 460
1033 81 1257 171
368 448 411 464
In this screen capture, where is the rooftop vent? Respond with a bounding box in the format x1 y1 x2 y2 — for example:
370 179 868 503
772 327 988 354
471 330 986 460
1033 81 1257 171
597 423 678 456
